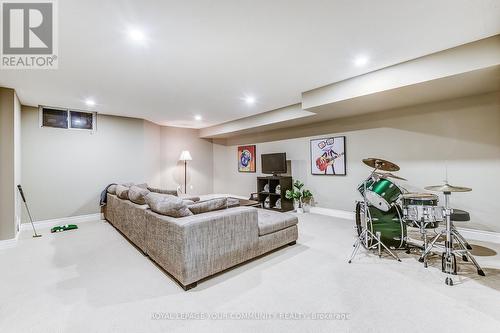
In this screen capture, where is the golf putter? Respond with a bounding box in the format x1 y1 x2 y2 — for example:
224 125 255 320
17 185 41 238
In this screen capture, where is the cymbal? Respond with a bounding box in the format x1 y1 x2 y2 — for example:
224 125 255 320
375 172 407 181
424 183 472 193
363 158 400 172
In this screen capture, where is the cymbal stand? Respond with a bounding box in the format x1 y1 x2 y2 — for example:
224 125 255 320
419 221 431 268
442 192 456 285
419 191 485 286
348 164 401 263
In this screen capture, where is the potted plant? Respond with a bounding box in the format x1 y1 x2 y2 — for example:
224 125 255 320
301 189 313 213
285 180 304 213
286 180 314 213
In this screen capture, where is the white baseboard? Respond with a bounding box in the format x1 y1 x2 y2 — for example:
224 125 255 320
0 229 20 250
20 213 103 231
455 227 500 244
310 207 500 244
16 215 21 233
199 193 248 200
310 207 355 221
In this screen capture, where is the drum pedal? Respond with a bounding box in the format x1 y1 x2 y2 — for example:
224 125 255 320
441 253 457 275
445 277 453 286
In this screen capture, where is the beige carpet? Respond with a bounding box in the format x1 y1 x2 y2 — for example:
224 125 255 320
1 213 499 333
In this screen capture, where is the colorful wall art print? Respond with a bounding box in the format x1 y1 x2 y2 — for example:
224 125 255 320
238 145 256 172
310 136 346 175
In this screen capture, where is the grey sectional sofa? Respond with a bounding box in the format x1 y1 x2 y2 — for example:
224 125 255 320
104 194 298 290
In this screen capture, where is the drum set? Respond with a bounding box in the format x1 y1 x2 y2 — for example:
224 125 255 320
348 158 485 286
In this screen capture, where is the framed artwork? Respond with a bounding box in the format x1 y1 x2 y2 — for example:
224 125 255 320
310 136 346 175
238 145 256 172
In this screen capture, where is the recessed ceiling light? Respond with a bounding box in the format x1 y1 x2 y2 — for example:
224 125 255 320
194 115 202 121
244 96 256 105
128 28 146 42
354 55 369 67
85 99 96 107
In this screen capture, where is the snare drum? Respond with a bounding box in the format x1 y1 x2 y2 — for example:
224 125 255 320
357 174 404 212
402 193 443 228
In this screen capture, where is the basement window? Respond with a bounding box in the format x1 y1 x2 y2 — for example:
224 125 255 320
70 111 95 130
39 106 96 131
41 107 68 129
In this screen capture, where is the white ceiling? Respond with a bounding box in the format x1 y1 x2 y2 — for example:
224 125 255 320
1 0 499 128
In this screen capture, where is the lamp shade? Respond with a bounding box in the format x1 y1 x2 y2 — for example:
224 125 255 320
179 150 192 161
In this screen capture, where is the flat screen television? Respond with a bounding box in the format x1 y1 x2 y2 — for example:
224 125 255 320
261 153 287 175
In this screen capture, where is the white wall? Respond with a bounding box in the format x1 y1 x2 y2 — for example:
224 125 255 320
21 107 163 221
160 126 213 195
213 92 500 232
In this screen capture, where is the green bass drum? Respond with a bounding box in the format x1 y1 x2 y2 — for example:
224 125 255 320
358 176 403 212
355 202 406 249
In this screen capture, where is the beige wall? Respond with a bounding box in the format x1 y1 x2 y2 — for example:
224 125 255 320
143 120 162 188
21 107 163 222
213 92 500 232
160 126 213 195
0 88 21 240
17 91 500 234
14 92 21 233
20 107 214 223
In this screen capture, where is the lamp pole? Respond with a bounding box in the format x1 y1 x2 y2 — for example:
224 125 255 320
179 150 192 194
184 160 187 194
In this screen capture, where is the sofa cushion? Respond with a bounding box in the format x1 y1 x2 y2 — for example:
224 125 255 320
147 187 178 196
257 209 298 236
188 197 227 215
115 185 131 200
145 192 193 218
128 185 150 205
179 194 201 202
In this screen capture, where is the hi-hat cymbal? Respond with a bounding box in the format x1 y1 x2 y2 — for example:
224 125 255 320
375 172 407 181
363 158 400 172
424 183 472 193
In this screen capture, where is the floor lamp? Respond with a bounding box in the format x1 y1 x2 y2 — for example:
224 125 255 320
179 150 192 194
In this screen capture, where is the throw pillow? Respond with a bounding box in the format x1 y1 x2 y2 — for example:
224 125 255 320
115 185 130 200
188 197 228 215
128 185 150 205
107 184 117 194
147 187 178 196
227 197 240 208
145 192 193 218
